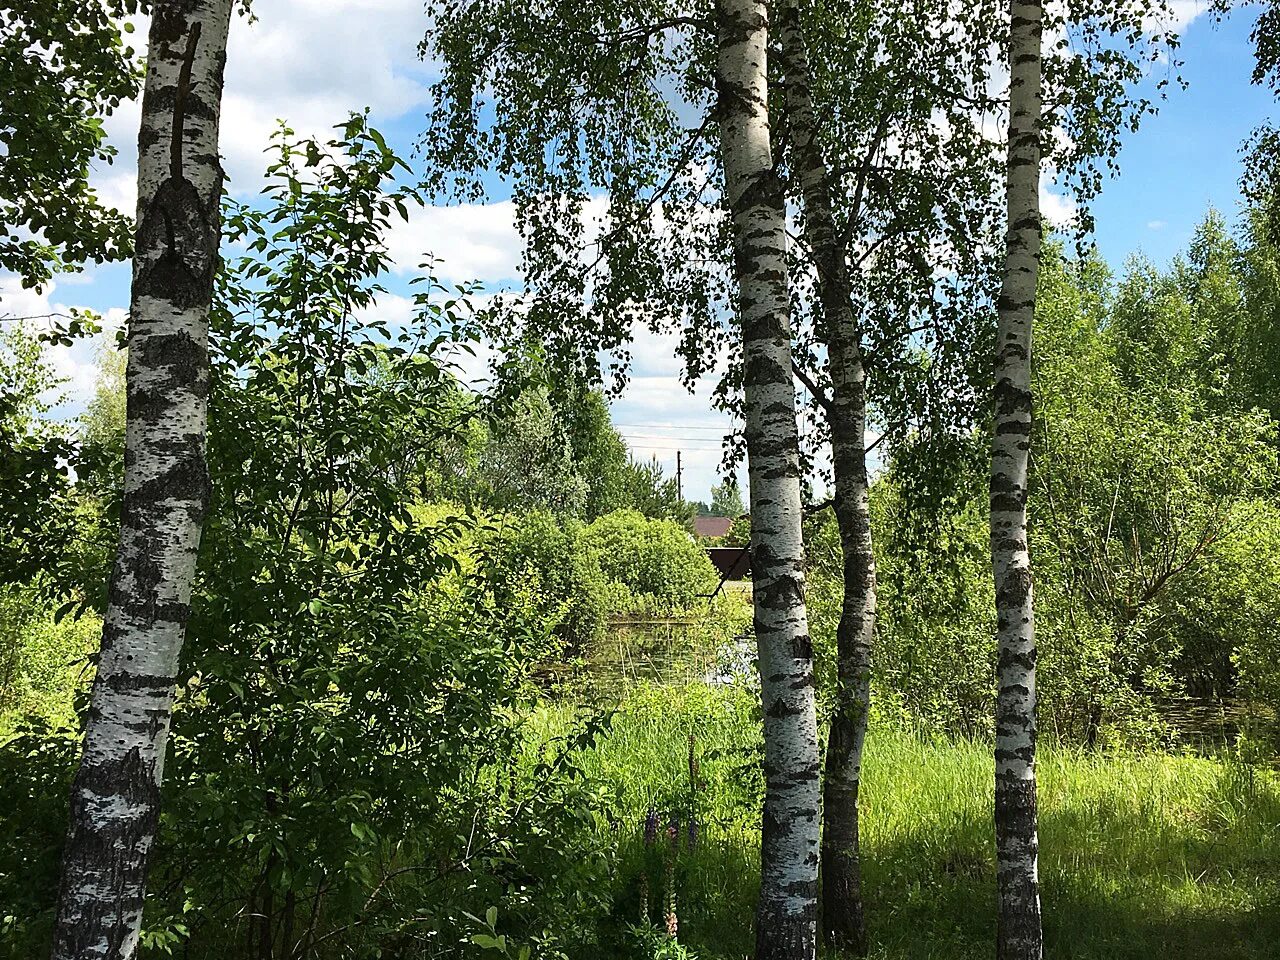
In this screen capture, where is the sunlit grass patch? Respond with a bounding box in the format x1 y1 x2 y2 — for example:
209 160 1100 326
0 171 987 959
539 683 1280 959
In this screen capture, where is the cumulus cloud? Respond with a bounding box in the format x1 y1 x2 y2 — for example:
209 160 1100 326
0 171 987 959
1154 0 1208 33
353 291 417 331
386 201 523 285
1040 172 1079 229
98 0 437 195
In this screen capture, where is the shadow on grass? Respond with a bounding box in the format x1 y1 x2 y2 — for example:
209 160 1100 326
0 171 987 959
855 791 1280 960
610 778 1280 960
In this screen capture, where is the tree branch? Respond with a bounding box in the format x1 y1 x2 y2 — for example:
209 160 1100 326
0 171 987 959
791 359 833 413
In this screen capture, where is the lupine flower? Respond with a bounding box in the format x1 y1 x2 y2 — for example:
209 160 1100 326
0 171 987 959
663 845 678 938
687 816 698 850
643 807 660 846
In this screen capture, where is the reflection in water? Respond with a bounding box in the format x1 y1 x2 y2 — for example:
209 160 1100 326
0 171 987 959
576 620 755 702
1158 698 1278 755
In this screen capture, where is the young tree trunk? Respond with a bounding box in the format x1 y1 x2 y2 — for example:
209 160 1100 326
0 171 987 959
776 2 877 953
991 0 1044 956
715 2 821 958
51 2 232 957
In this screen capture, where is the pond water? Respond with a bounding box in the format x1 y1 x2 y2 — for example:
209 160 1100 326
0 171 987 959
1158 697 1278 754
573 619 755 702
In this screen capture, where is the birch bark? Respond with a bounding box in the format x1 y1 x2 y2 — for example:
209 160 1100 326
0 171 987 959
715 1 821 957
51 2 232 957
776 1 876 952
991 0 1044 955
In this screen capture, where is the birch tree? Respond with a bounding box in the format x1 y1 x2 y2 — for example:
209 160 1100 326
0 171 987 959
990 0 1044 954
421 4 1179 956
51 1 233 956
425 3 821 953
716 2 821 956
776 1 875 950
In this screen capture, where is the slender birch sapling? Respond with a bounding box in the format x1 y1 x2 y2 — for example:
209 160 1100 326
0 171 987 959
715 1 821 957
990 0 1044 955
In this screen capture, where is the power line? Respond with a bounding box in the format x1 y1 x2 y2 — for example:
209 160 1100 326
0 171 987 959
613 422 737 432
618 434 725 446
622 446 724 454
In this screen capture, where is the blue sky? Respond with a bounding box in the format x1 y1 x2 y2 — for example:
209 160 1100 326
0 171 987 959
1089 9 1274 268
3 0 1275 502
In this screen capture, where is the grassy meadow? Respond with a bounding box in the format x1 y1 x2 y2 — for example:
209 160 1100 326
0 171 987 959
6 588 1280 958
535 682 1280 959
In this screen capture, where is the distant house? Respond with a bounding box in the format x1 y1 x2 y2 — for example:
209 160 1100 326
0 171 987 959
693 515 734 540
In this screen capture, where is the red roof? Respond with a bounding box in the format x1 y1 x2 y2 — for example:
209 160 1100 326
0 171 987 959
694 515 734 539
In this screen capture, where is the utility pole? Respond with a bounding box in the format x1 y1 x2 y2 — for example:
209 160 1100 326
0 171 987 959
676 450 683 503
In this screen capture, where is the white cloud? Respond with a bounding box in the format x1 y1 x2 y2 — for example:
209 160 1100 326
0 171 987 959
612 370 738 501
600 320 745 501
384 194 637 287
1154 0 1207 33
98 0 436 196
1040 173 1079 229
219 0 434 188
0 277 56 322
387 201 523 284
353 291 417 331
1147 219 1167 231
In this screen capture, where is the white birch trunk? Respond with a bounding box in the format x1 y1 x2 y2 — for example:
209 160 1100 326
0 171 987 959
991 0 1044 955
776 2 876 952
51 2 232 957
715 2 821 957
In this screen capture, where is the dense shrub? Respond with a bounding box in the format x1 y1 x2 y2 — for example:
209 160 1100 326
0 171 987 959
0 586 98 732
1172 501 1280 737
485 510 612 648
579 510 718 610
414 506 728 649
0 721 79 955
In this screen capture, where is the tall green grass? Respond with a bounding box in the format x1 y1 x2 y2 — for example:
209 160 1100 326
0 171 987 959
536 683 1280 959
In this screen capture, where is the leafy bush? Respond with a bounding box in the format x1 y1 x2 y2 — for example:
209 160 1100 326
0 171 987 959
0 722 79 955
0 586 98 733
485 510 612 648
579 511 718 611
116 121 616 959
1175 501 1280 739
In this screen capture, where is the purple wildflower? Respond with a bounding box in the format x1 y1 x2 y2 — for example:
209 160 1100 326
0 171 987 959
643 807 659 846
